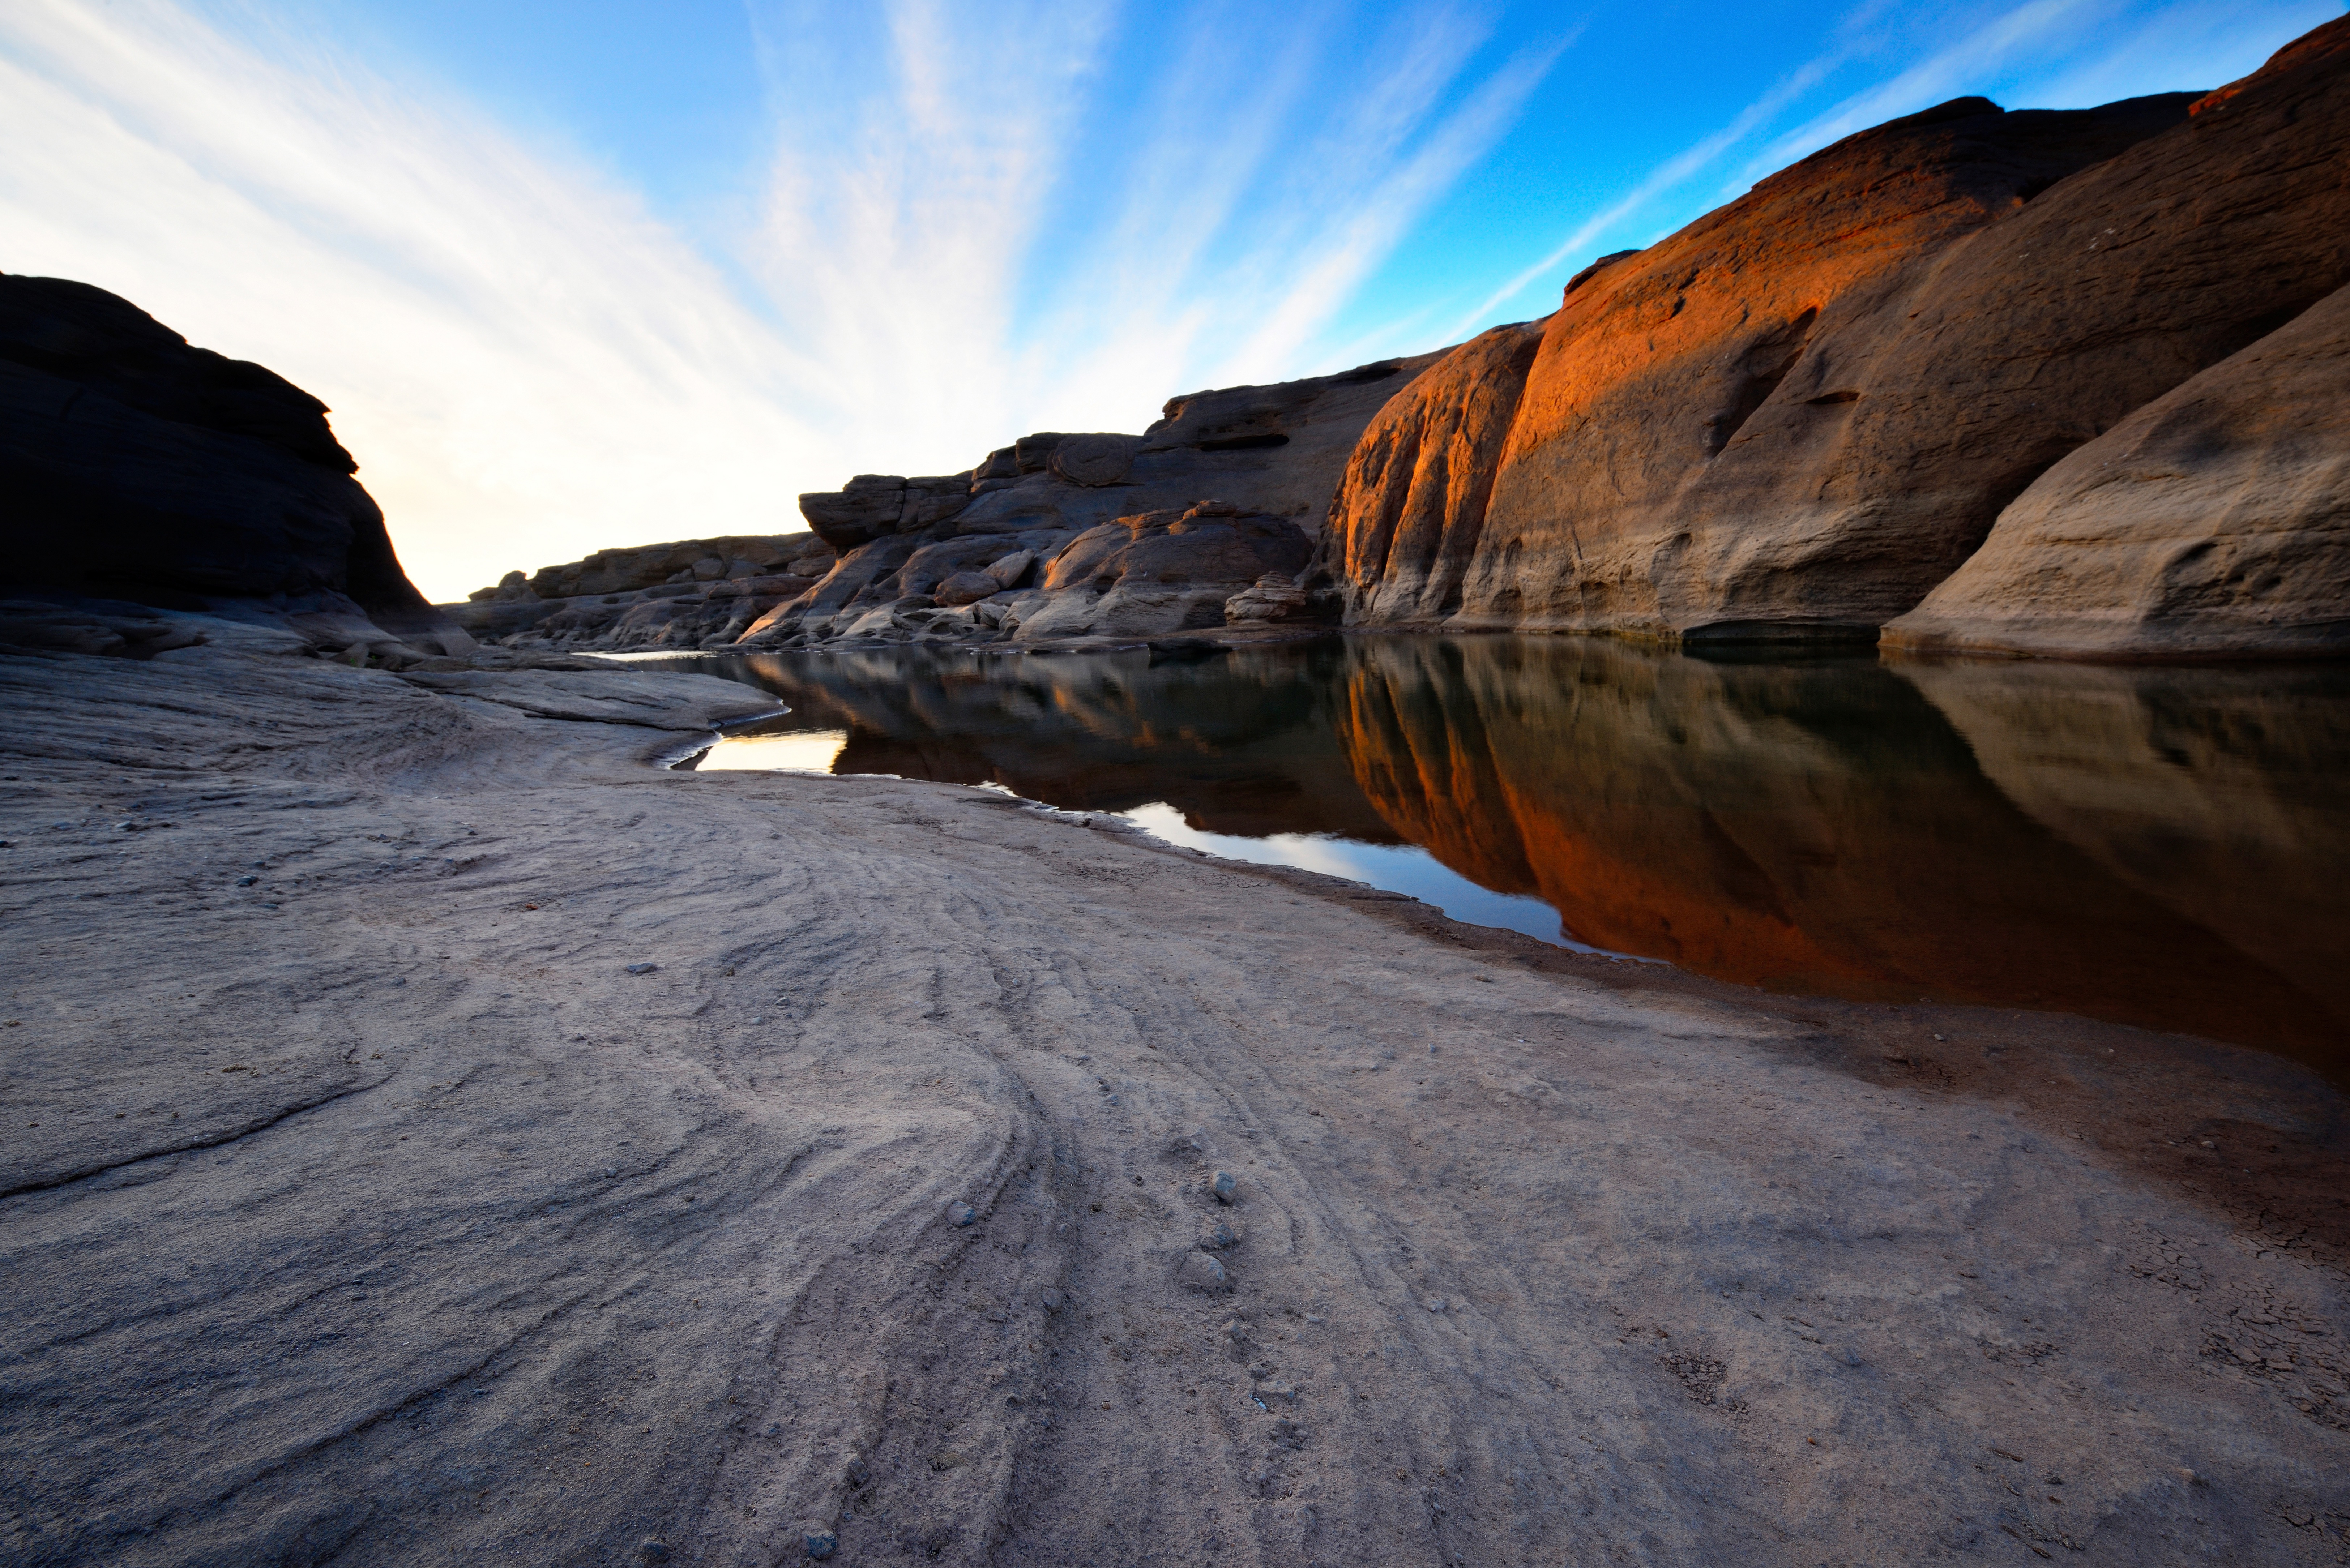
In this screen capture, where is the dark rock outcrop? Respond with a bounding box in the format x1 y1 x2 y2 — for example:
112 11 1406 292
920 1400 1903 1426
0 273 463 657
441 532 838 651
735 355 1443 650
1011 504 1316 642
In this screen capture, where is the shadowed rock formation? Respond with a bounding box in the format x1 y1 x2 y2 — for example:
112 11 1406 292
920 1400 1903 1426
731 356 1444 650
0 273 463 658
1010 504 1315 642
444 532 839 651
1884 280 2350 657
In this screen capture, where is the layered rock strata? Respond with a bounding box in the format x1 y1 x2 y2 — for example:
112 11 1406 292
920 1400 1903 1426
0 273 467 662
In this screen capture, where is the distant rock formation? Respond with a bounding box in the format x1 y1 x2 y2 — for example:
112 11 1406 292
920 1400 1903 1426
0 273 466 661
706 356 1441 650
1323 12 2350 656
444 533 838 651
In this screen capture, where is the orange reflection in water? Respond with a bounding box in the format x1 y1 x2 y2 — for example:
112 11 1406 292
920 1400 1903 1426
1335 639 2350 1063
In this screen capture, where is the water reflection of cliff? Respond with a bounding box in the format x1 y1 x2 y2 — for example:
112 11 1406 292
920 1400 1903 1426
708 645 1401 844
1337 639 2349 1059
682 639 2349 1066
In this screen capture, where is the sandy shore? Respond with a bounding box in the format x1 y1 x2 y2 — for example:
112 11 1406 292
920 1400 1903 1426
1 643 2343 1567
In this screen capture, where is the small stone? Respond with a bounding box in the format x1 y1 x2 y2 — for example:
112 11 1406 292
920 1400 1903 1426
637 1540 669 1563
750 1016 767 1025
1200 1219 1238 1251
929 1449 965 1471
1179 1250 1228 1292
236 875 258 886
948 1201 978 1227
804 1530 838 1560
846 1457 871 1487
1039 1286 1067 1313
1210 1170 1237 1204
625 963 659 975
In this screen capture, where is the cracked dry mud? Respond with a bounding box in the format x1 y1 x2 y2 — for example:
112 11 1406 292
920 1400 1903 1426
1 644 2345 1566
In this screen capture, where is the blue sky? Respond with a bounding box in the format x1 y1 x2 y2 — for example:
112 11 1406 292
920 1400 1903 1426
2 0 2335 600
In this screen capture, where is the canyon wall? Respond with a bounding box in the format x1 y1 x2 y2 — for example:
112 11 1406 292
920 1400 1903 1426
1327 13 2350 655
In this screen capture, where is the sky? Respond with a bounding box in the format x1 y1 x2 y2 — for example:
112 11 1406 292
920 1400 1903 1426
2 0 2336 601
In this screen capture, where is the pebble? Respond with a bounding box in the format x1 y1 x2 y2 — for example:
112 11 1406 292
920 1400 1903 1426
236 876 258 886
1200 1219 1238 1251
948 1201 978 1227
804 1530 838 1560
749 1016 767 1025
624 963 660 975
1039 1286 1067 1313
1210 1170 1237 1204
1179 1251 1228 1292
637 1540 669 1563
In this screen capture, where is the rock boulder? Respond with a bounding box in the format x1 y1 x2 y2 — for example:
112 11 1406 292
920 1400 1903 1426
1883 280 2350 658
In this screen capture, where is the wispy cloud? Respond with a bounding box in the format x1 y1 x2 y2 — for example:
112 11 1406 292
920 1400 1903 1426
1732 0 2106 184
1433 0 2322 343
1437 46 1845 340
0 0 824 601
0 0 1555 600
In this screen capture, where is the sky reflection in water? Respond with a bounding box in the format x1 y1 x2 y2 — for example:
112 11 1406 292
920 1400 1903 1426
667 636 2350 1078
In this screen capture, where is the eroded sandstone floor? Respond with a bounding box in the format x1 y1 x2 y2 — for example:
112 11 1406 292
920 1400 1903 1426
0 645 2343 1567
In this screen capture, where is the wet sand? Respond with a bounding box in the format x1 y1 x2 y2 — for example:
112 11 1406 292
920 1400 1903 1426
1 642 2343 1566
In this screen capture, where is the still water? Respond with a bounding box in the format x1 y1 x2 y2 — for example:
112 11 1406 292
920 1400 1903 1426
655 637 2350 1076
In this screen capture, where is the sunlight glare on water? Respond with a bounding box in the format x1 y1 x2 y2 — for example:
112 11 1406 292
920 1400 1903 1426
695 729 849 772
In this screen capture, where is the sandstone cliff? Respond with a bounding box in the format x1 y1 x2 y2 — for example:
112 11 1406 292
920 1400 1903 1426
1323 12 2350 655
0 273 466 661
1882 278 2350 657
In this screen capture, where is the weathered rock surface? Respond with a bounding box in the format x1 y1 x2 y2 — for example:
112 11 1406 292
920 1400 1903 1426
1325 15 2350 652
442 532 839 652
1322 320 1547 624
3 636 2342 1564
742 354 1441 650
1452 91 2207 639
1884 279 2350 657
0 273 465 658
1010 504 1315 642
